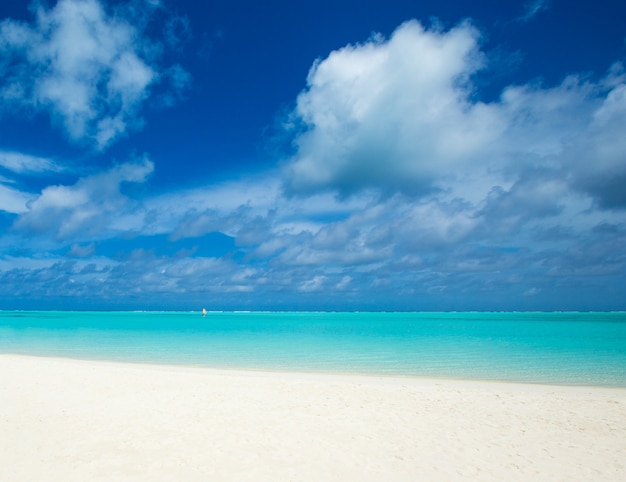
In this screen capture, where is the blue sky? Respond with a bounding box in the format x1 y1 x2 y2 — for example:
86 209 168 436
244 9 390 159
1 0 625 310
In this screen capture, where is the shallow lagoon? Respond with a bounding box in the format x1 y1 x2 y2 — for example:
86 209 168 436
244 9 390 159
1 311 625 386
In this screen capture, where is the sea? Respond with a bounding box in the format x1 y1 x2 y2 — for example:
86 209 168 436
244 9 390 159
1 311 625 387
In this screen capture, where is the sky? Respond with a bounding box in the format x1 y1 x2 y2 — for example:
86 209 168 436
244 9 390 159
0 0 625 311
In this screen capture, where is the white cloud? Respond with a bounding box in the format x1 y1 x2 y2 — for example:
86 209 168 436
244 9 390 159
68 242 95 257
0 184 33 213
284 20 626 214
299 275 326 292
3 156 625 307
284 20 502 196
0 150 60 174
2 17 626 309
557 75 626 209
149 175 282 240
0 150 59 213
0 0 189 150
13 157 153 239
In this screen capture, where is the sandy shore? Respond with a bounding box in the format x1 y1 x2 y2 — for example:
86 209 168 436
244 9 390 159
1 355 625 481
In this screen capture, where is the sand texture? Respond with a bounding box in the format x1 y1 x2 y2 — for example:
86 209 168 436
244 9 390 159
1 355 625 481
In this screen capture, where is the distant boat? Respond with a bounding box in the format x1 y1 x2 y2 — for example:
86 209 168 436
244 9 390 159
202 308 207 317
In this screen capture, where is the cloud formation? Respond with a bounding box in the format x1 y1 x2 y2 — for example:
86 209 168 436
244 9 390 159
0 184 33 214
3 162 625 309
283 20 626 212
284 20 500 197
0 150 62 213
0 0 189 150
0 150 60 174
1 16 625 310
13 157 153 240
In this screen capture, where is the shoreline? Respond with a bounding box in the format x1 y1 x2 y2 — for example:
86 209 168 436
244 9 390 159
2 354 625 480
4 351 626 389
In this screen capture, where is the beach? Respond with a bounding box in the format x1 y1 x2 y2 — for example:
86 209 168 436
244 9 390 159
1 355 625 481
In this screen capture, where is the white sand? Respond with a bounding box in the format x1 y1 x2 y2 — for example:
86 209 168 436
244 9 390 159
1 355 625 481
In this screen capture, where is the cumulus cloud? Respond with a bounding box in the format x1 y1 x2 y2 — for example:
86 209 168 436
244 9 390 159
284 20 626 213
2 16 626 309
3 164 625 308
283 20 501 197
0 0 190 150
495 69 626 210
13 157 153 240
566 79 626 209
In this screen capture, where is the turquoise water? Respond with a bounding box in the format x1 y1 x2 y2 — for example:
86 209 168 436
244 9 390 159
1 311 625 386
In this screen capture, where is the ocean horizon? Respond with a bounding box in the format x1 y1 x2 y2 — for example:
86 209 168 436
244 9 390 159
2 310 625 387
